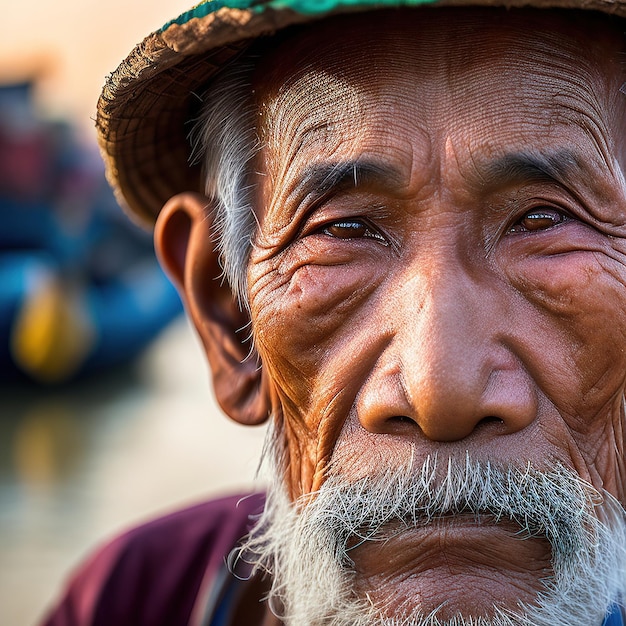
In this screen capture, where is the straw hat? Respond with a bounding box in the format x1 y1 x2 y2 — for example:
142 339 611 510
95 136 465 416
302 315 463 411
97 0 626 227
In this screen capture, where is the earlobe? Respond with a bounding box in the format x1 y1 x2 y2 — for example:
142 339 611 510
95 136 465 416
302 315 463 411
154 192 270 426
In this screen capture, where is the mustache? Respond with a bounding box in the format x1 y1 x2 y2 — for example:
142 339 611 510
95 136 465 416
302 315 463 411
293 456 607 567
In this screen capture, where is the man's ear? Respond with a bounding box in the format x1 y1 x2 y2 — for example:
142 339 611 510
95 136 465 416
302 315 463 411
154 192 270 426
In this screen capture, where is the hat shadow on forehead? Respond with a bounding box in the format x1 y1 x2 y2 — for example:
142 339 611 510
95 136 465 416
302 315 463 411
97 0 626 230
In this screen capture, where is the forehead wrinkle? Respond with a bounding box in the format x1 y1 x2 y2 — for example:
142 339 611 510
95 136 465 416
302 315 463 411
257 68 365 229
256 76 434 227
252 7 626 232
511 20 624 185
441 31 625 203
543 43 623 176
260 68 363 173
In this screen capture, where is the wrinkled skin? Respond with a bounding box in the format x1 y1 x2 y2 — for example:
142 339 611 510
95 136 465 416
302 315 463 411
154 6 626 622
243 8 626 619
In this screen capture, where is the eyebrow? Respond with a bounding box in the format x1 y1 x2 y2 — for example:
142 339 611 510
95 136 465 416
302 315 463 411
290 159 406 207
481 149 586 188
285 149 605 212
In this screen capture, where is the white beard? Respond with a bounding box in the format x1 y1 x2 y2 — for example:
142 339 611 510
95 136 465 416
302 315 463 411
235 435 626 626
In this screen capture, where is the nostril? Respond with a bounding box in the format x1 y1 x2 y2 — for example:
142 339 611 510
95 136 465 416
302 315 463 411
384 415 419 433
388 415 415 424
477 415 504 428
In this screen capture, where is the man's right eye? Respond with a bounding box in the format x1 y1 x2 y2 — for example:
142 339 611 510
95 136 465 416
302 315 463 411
321 219 386 243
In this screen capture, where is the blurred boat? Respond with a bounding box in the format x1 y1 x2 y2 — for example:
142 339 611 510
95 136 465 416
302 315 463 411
0 80 182 384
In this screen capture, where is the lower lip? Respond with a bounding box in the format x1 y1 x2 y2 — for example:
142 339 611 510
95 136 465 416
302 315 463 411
348 515 552 575
348 517 553 619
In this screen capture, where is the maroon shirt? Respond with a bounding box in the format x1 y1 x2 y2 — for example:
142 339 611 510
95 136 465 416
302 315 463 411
40 493 269 626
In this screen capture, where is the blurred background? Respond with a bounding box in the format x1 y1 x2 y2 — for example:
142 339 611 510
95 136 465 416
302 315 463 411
1 2 267 624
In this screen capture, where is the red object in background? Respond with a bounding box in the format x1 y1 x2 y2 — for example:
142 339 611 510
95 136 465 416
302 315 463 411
0 127 50 199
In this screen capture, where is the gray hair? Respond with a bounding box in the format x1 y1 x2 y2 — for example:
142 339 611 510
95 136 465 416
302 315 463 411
189 56 261 308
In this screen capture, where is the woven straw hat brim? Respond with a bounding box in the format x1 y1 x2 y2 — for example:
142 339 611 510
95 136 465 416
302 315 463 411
97 0 626 227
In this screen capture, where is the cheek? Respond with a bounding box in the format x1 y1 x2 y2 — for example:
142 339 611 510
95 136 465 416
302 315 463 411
507 251 626 426
252 253 386 392
250 259 388 494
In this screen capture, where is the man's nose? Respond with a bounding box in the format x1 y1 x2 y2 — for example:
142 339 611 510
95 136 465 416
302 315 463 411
356 266 538 442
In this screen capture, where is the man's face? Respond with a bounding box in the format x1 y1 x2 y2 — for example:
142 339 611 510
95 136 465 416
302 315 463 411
244 7 626 621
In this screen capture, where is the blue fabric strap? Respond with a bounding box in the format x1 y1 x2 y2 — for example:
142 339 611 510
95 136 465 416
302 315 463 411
603 604 625 626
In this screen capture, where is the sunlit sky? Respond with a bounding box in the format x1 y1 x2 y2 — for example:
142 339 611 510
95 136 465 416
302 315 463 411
2 0 191 138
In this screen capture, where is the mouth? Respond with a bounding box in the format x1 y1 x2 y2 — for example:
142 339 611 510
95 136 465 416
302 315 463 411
348 515 553 619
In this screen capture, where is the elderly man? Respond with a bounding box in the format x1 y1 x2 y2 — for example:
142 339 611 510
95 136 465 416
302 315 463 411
43 0 626 625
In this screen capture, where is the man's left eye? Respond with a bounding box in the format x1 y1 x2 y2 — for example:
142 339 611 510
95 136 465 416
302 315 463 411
321 219 386 242
509 208 569 233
